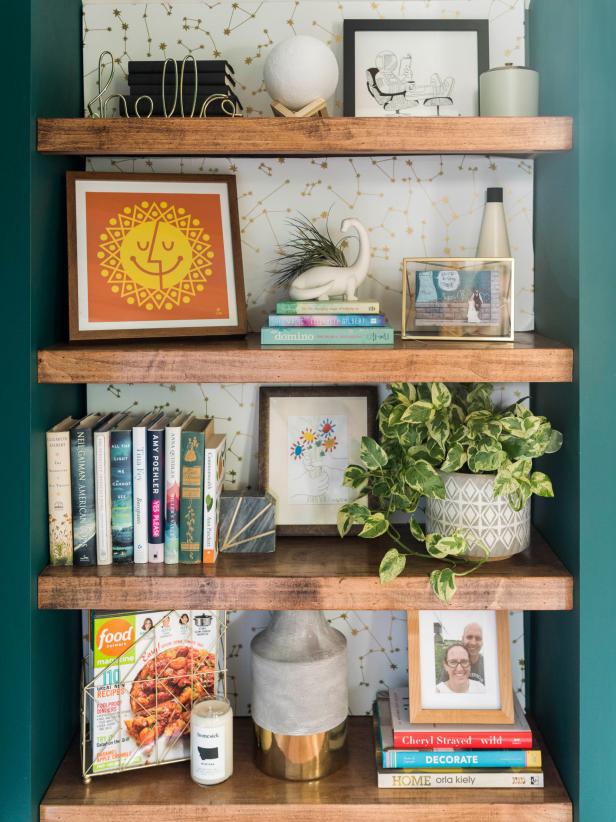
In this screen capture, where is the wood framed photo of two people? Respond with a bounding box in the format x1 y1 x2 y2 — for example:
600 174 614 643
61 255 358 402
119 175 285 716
408 610 514 724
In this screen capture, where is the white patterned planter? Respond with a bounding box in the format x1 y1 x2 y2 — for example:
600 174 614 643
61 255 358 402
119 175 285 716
425 471 531 560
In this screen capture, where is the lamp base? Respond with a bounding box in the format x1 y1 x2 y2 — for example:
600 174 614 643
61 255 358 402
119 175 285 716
270 97 328 118
253 718 347 781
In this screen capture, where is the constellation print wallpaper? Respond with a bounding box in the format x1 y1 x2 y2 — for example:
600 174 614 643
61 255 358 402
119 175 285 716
85 0 529 714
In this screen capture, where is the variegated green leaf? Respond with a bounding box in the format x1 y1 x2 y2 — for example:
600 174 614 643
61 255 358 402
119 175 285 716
427 408 450 448
358 512 390 539
391 382 416 406
343 464 369 490
401 400 433 424
379 549 407 583
410 517 425 542
406 460 446 498
430 382 452 410
430 567 457 604
467 446 507 473
360 437 388 470
531 471 554 497
546 429 563 454
441 443 468 473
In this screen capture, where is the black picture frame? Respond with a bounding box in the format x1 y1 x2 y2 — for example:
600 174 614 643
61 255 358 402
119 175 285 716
343 19 490 117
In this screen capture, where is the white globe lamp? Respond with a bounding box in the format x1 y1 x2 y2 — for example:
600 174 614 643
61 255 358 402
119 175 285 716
264 36 339 116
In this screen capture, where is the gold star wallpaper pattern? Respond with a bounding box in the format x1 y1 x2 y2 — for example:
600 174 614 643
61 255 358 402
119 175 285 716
85 0 528 714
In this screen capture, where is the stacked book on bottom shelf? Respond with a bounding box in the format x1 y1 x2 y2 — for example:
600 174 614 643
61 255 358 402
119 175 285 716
374 689 543 789
261 300 394 346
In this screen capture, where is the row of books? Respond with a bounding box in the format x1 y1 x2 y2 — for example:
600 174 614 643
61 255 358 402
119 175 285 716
374 689 543 789
46 411 225 567
125 59 242 116
261 300 395 346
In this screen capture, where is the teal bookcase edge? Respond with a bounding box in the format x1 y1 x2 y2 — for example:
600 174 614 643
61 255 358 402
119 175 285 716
531 1 616 820
1 2 84 821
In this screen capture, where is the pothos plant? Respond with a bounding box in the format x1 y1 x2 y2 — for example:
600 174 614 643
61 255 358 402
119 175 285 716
337 382 563 603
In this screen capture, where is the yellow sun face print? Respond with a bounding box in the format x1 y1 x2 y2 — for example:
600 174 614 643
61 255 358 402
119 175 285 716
98 200 214 312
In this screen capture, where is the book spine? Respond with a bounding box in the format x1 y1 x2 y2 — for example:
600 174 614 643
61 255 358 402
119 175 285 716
71 428 97 566
377 771 544 789
384 750 542 769
132 426 148 563
110 430 133 563
261 326 394 345
94 431 112 565
392 731 534 750
268 314 386 327
276 301 380 315
179 430 205 563
203 442 225 564
46 431 73 566
164 426 182 564
147 428 165 563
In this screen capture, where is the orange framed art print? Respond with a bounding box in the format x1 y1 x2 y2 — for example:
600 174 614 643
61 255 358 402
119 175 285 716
67 172 247 340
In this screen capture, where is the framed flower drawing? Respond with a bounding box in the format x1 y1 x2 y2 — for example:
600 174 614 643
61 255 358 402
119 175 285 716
259 386 378 535
66 172 247 340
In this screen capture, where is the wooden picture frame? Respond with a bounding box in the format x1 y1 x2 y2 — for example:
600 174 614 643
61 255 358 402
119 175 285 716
66 171 247 340
259 386 378 536
402 257 514 341
408 610 514 724
343 19 489 117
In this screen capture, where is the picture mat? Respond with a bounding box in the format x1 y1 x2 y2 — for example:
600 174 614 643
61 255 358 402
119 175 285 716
354 30 479 117
75 179 239 330
267 395 367 526
419 610 501 710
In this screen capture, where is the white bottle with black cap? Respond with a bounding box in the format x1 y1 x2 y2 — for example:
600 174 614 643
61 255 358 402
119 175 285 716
476 187 511 257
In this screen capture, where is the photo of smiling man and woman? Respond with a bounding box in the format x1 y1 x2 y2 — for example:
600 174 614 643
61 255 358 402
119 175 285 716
409 610 514 723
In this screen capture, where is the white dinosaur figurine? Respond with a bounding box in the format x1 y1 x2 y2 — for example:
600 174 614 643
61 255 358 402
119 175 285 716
289 218 370 301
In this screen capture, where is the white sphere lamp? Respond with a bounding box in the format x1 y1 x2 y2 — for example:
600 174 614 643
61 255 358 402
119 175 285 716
264 36 339 117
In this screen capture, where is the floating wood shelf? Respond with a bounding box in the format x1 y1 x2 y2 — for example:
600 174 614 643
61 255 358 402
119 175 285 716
38 530 573 611
41 717 571 822
38 332 573 385
37 116 573 157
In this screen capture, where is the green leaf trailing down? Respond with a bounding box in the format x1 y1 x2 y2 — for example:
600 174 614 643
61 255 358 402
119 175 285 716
360 436 388 470
530 471 555 497
358 512 390 539
410 517 425 542
205 495 213 511
337 381 563 603
379 549 407 583
430 568 457 604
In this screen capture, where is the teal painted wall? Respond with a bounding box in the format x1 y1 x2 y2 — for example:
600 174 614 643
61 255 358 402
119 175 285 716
1 2 84 820
532 1 616 819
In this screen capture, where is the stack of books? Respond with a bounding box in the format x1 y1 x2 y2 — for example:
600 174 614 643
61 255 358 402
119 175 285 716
125 59 242 116
46 411 226 568
261 300 395 346
374 689 543 789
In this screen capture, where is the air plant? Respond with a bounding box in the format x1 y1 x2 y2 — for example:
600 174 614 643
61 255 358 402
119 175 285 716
270 213 348 288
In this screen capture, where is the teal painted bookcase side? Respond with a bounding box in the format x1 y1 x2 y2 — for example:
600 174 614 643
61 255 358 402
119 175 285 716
531 1 616 819
1 2 84 820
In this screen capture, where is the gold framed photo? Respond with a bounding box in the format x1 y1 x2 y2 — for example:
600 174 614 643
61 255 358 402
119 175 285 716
408 610 514 725
402 257 514 341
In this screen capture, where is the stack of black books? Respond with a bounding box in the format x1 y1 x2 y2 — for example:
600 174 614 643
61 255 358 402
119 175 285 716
125 60 242 116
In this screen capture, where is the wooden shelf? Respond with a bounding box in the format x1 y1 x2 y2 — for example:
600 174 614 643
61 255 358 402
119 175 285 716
37 116 573 157
38 529 572 611
38 332 573 385
41 717 571 822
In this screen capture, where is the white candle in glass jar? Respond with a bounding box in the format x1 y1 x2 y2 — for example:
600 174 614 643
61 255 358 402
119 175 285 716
191 699 233 785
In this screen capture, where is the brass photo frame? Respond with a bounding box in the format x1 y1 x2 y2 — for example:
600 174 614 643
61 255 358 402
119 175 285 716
402 257 514 342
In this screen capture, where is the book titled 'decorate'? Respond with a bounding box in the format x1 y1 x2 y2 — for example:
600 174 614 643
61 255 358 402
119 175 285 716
261 326 394 346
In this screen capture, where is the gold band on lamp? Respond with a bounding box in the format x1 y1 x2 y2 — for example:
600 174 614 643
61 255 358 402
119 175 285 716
253 718 348 781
